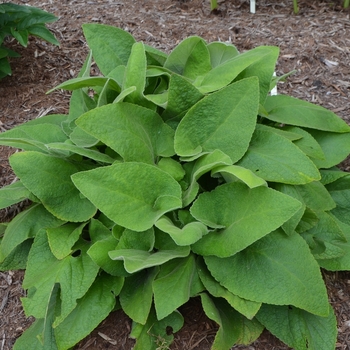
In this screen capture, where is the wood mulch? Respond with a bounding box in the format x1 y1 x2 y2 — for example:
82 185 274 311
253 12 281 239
0 0 350 349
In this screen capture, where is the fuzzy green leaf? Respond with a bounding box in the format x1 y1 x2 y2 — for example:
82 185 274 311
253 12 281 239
205 230 330 317
257 304 337 350
207 41 239 68
82 23 136 75
237 125 321 184
72 162 182 231
175 77 259 162
120 268 157 324
0 181 34 209
22 230 100 327
76 103 175 163
191 183 302 257
264 95 350 133
9 152 97 222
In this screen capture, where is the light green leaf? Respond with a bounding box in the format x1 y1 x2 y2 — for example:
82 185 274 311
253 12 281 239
164 36 211 80
76 103 175 163
283 126 325 160
197 258 261 319
257 304 337 350
72 162 182 231
0 123 68 152
0 204 64 262
211 164 267 188
0 239 32 271
123 42 146 103
162 73 204 121
55 273 123 350
0 181 34 209
155 216 208 246
306 129 350 169
207 41 239 68
157 157 185 181
22 230 100 327
13 285 59 350
175 77 259 162
119 268 157 325
197 46 278 93
47 222 87 260
237 124 321 184
47 76 121 94
116 228 155 251
264 95 350 133
182 150 232 206
320 169 349 185
191 183 302 257
45 142 115 163
114 85 136 103
235 46 279 103
205 229 330 317
9 152 97 222
82 23 136 75
153 255 197 320
109 246 190 273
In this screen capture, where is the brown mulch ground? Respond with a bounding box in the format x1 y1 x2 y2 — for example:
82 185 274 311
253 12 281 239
0 0 350 349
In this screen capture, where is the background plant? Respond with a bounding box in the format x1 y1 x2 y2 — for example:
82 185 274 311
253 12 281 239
0 2 59 79
0 23 350 350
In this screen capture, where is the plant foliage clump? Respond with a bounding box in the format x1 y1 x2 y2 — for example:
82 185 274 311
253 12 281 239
0 2 59 79
1 24 350 350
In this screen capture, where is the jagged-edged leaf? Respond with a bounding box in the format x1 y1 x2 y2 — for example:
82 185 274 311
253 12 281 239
72 162 182 231
205 230 330 317
175 78 259 162
191 183 302 257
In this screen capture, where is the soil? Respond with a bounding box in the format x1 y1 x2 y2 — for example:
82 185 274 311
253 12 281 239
0 0 350 349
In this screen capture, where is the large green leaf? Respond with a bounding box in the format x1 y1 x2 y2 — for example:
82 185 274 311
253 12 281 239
0 180 35 209
82 23 136 75
0 204 64 262
237 125 320 184
197 46 278 93
174 77 259 162
257 304 337 350
22 230 100 327
197 258 261 319
200 294 264 350
55 273 123 350
264 95 350 133
191 183 302 257
206 41 239 68
153 254 199 320
72 162 182 231
76 103 175 164
164 36 211 80
205 230 330 317
0 123 68 152
9 151 97 222
306 129 350 169
119 268 157 324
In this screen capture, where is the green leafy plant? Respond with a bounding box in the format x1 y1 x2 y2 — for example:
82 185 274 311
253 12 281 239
0 2 59 79
1 23 350 350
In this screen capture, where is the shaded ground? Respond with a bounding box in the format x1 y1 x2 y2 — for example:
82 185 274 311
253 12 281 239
0 0 350 349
